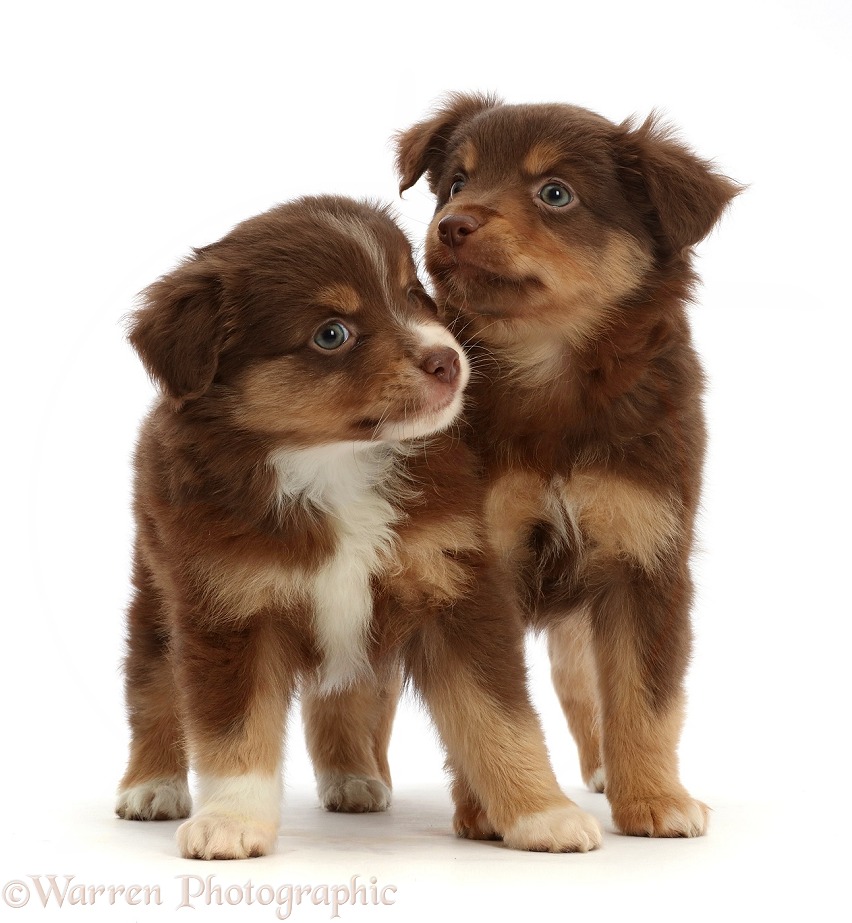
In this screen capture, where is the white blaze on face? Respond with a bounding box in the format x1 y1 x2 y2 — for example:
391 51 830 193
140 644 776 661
314 210 395 305
379 320 470 442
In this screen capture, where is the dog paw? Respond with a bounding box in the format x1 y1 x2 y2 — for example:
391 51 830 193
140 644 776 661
502 804 602 853
611 794 709 838
453 803 501 841
116 777 191 820
317 773 391 813
177 813 278 859
586 767 606 793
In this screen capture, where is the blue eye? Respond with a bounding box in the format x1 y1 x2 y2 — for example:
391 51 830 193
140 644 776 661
538 182 574 207
313 321 351 351
449 177 466 198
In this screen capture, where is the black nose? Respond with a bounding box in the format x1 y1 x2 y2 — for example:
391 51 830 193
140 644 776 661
420 347 460 384
437 214 480 248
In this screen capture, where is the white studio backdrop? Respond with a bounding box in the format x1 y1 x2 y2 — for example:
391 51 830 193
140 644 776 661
2 1 851 920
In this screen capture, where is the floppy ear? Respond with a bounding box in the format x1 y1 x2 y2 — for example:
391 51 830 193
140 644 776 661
395 91 501 195
128 255 225 408
617 114 741 256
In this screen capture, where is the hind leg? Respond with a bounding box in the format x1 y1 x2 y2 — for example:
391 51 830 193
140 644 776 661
116 561 191 821
302 668 401 813
548 611 605 792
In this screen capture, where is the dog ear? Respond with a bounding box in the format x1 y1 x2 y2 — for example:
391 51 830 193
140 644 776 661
617 114 741 255
396 92 501 195
128 254 225 408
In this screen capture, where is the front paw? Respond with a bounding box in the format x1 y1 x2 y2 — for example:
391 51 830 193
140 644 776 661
177 813 278 859
317 772 391 813
502 804 602 853
116 776 191 820
611 794 709 838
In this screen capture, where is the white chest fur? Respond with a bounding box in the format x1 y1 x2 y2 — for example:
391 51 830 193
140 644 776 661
269 443 400 691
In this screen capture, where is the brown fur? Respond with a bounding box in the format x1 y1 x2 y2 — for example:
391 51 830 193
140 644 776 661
397 93 739 837
116 194 601 858
301 668 400 801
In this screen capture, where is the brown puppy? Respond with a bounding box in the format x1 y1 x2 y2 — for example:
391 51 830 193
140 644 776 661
115 195 602 858
395 94 738 838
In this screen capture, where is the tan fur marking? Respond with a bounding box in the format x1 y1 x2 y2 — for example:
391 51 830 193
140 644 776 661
450 225 652 355
425 670 568 830
522 142 565 177
510 231 652 346
191 622 290 777
484 470 548 561
594 633 707 835
315 283 362 314
390 516 479 602
565 471 683 572
235 358 327 435
193 556 314 622
548 613 603 789
303 668 401 790
450 766 500 840
457 138 478 176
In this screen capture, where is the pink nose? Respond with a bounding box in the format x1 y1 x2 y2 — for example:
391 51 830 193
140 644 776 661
437 214 480 248
420 347 460 384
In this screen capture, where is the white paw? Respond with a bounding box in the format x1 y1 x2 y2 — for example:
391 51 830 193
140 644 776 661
502 804 602 853
116 777 191 820
177 813 278 860
588 767 606 793
317 772 391 813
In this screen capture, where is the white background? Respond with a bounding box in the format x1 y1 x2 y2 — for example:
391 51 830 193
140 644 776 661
2 1 851 920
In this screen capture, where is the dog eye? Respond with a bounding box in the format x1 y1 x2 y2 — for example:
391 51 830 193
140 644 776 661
312 321 351 351
449 177 466 198
538 182 574 207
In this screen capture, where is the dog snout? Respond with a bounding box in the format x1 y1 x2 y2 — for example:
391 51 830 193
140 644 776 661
420 346 461 385
437 214 480 248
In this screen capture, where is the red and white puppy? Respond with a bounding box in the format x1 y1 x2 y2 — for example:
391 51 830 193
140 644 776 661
396 95 739 837
116 195 601 858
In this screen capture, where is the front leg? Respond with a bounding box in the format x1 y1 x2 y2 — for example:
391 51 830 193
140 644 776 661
407 590 602 853
448 762 501 841
173 613 293 860
590 559 708 837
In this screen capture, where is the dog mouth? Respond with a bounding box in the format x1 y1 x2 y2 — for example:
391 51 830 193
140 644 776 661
430 256 542 313
428 239 537 284
354 387 461 442
354 392 457 437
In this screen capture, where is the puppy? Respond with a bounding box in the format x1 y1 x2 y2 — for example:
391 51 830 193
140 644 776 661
395 94 739 837
115 195 602 858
